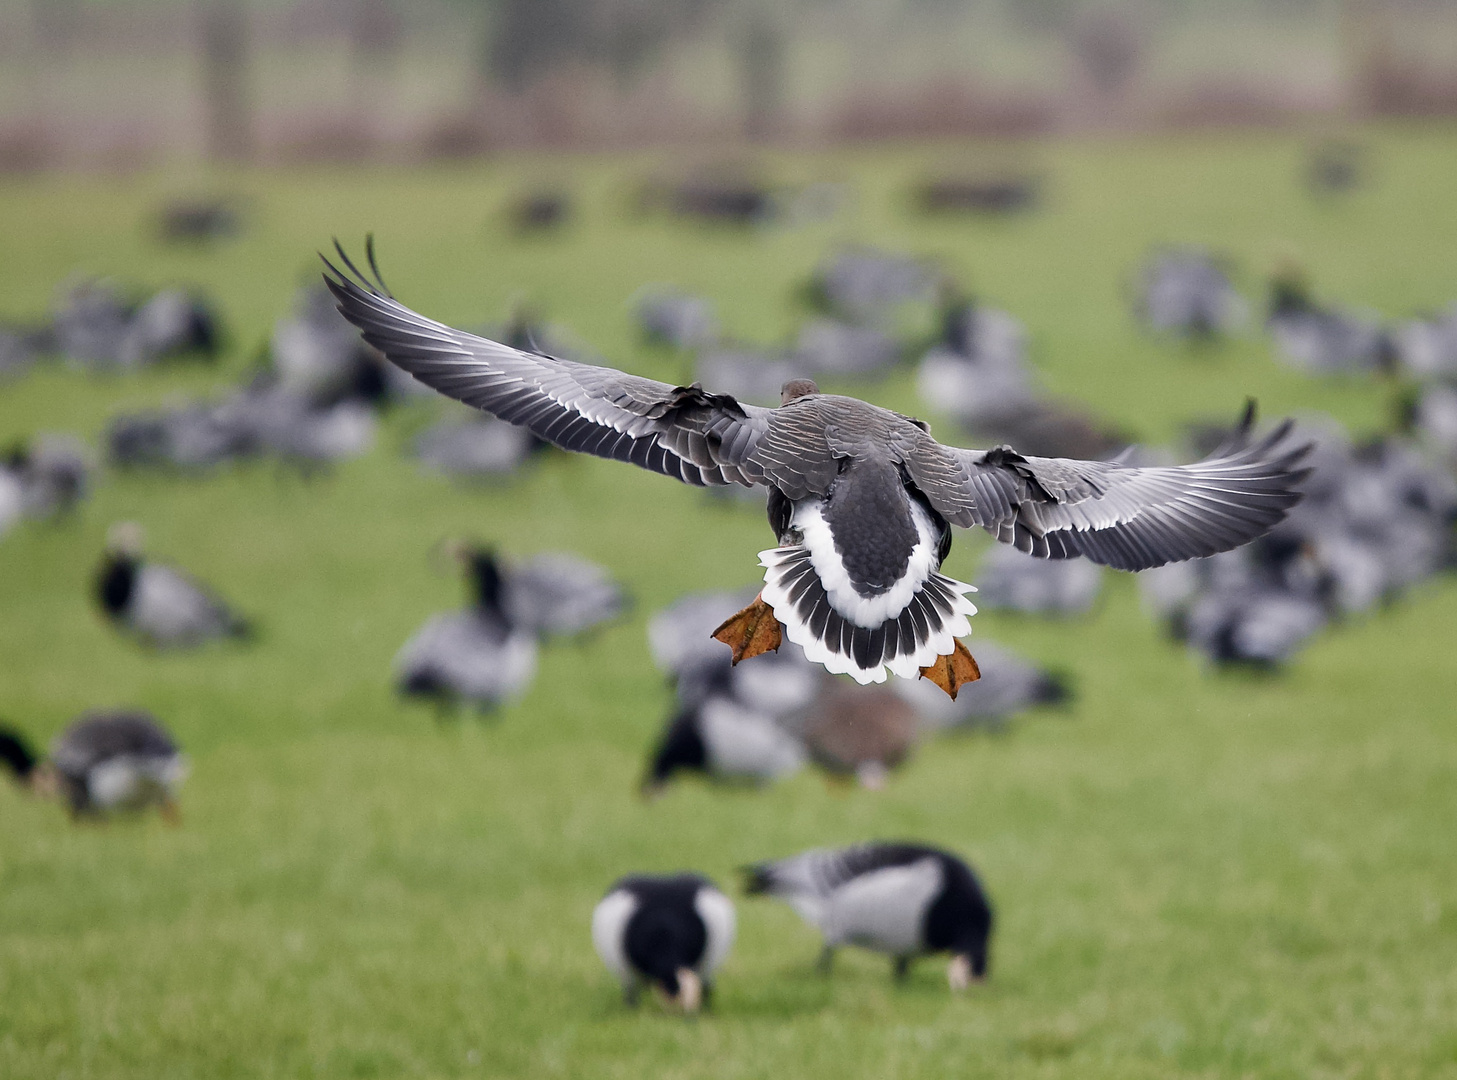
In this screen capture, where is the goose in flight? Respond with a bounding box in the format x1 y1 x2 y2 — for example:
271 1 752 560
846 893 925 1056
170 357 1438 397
323 242 1310 697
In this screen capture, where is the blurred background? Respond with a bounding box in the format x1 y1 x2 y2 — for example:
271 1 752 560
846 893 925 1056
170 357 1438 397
3 2 1457 1079
2 0 1457 167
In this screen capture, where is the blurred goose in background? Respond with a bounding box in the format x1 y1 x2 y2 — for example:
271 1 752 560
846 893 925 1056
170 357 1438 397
1266 270 1394 375
325 244 1311 698
694 344 801 409
644 589 815 793
412 414 545 480
644 693 807 794
50 710 186 822
1409 381 1457 466
0 713 186 821
800 681 920 789
914 174 1040 215
1134 246 1247 339
592 873 735 1013
1305 139 1364 196
95 523 252 648
973 543 1103 616
503 551 630 640
394 547 537 713
51 281 221 370
506 189 571 234
6 434 91 519
0 458 25 539
1141 416 1456 667
636 288 720 350
894 639 1070 730
1394 305 1457 380
804 246 941 326
792 319 901 379
743 842 993 989
270 284 396 407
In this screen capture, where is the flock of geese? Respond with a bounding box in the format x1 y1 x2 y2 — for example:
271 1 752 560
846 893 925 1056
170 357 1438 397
2 222 1453 1009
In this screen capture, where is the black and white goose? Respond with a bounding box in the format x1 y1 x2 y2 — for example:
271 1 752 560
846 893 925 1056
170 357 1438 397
743 842 992 989
591 873 736 1012
323 243 1310 696
15 710 188 821
95 523 252 648
394 546 538 711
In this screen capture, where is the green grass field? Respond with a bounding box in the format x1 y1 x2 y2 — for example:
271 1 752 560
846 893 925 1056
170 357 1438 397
1 127 1456 1079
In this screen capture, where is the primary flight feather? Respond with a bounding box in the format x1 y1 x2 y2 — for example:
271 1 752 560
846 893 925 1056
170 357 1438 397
322 242 1310 695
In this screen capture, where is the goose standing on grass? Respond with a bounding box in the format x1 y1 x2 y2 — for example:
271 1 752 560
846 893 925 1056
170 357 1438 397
592 873 736 1013
50 710 187 821
323 243 1311 697
394 546 537 712
95 523 252 647
743 842 992 989
0 713 186 821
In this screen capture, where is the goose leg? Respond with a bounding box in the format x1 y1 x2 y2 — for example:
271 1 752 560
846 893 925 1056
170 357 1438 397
893 955 912 982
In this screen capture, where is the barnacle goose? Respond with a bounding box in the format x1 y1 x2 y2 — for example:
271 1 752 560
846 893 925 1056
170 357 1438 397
591 874 736 1012
743 842 992 989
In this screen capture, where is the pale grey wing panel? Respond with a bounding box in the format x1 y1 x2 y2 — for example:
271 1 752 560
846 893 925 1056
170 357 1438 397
950 423 1312 571
323 254 771 488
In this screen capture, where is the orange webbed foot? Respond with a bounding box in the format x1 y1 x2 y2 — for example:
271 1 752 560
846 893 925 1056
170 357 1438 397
712 594 783 664
919 639 981 700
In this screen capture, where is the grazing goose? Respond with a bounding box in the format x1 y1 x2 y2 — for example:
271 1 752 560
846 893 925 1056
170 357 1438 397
645 696 806 792
973 543 1103 616
503 551 629 640
413 415 545 479
895 639 1070 729
592 874 736 1012
9 434 91 519
645 590 815 792
50 710 186 821
394 547 537 712
323 243 1311 697
1394 305 1457 379
743 842 992 989
636 289 719 351
1266 272 1394 375
95 523 252 647
1134 247 1246 339
800 682 920 789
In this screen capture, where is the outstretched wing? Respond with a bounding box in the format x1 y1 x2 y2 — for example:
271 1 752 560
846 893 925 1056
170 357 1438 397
913 419 1311 572
322 244 772 487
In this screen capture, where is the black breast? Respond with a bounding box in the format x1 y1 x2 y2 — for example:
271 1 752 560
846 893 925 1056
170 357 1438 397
619 875 709 984
824 462 919 596
648 709 709 783
96 556 137 617
921 853 994 974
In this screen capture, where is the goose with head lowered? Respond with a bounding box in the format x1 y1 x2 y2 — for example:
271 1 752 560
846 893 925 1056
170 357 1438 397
324 243 1311 697
743 842 992 990
591 873 736 1013
0 711 186 822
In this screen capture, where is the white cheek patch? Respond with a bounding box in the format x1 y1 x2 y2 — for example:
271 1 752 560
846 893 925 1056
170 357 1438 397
591 890 639 987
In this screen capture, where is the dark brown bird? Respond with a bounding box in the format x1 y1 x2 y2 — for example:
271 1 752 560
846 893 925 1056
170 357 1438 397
322 242 1310 697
